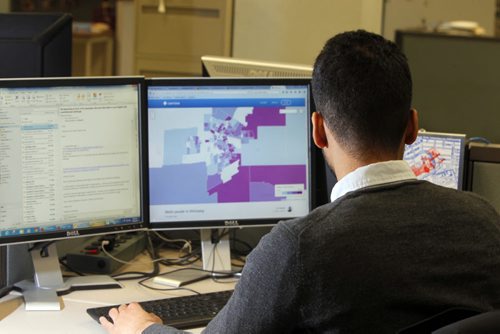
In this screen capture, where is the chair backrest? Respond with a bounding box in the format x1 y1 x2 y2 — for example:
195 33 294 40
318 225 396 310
433 310 500 334
397 308 482 334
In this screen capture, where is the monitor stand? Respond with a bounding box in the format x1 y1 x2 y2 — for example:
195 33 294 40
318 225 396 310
14 242 121 311
200 229 232 273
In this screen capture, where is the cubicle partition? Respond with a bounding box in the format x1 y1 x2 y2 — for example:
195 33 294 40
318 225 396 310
396 30 500 144
466 143 500 213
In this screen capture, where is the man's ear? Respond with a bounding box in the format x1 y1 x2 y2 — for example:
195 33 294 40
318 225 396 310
311 111 328 149
404 108 419 145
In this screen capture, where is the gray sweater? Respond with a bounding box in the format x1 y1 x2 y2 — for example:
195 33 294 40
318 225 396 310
145 180 500 334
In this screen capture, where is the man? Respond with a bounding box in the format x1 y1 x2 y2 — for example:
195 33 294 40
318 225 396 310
101 30 500 334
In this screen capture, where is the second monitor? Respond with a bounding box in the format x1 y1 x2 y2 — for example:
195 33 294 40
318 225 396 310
147 78 318 271
403 131 466 190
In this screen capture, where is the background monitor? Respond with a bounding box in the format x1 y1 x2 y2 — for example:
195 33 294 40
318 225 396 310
466 143 500 213
0 13 72 78
147 78 323 271
201 55 313 78
396 30 500 144
403 131 466 190
0 76 147 310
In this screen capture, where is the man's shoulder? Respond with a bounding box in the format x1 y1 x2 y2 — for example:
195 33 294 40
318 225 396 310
408 181 499 215
279 181 499 237
276 202 340 238
345 180 496 209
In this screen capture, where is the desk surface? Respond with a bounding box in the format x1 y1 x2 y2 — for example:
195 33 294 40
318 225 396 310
0 251 236 334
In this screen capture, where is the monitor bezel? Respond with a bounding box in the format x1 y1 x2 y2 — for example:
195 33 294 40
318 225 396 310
146 77 322 230
466 142 500 191
0 76 149 246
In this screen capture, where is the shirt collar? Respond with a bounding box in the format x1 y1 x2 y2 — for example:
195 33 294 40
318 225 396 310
330 160 417 203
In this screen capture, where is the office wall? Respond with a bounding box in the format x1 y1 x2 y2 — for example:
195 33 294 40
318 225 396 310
0 0 9 12
383 0 496 40
233 0 383 65
233 0 497 64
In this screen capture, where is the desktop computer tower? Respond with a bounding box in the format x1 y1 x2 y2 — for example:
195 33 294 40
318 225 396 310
0 12 72 77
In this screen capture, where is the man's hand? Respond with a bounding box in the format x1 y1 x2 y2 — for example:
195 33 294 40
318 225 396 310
100 302 163 334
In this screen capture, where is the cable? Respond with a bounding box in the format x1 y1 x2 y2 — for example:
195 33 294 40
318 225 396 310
100 240 135 264
112 232 161 281
100 239 198 267
94 230 245 283
231 238 253 255
27 241 54 253
138 276 202 295
152 230 193 254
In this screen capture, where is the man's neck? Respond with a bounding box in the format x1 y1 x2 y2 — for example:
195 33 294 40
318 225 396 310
330 148 399 181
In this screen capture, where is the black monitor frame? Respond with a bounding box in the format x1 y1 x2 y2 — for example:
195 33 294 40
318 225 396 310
466 143 500 191
146 77 325 230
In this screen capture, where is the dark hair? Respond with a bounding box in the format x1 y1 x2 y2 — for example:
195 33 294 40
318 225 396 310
312 30 412 157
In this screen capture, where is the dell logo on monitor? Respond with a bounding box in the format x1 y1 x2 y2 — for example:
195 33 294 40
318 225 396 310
224 220 239 226
66 230 80 237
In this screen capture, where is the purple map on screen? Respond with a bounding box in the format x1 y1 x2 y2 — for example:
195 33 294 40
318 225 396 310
149 106 307 205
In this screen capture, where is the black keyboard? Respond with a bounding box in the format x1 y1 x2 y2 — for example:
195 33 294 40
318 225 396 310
87 290 233 330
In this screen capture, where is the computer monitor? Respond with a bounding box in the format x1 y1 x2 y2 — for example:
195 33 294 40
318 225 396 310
403 131 467 190
201 55 313 78
0 13 72 77
396 30 500 144
147 78 320 271
0 76 147 310
466 143 500 213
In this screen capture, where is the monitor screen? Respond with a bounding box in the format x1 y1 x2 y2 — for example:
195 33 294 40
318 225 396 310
147 78 313 229
0 76 147 309
0 77 146 245
403 131 466 190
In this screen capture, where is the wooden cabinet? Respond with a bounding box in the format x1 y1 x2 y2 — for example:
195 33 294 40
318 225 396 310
135 0 233 77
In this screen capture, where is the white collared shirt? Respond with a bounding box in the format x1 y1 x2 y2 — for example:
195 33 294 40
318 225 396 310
330 160 417 203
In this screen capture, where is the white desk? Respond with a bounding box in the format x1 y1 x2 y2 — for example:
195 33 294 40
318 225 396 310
0 251 236 333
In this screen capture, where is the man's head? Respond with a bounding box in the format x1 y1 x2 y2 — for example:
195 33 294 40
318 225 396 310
311 30 416 165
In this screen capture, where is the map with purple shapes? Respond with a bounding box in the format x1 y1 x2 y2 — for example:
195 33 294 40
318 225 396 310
150 106 307 205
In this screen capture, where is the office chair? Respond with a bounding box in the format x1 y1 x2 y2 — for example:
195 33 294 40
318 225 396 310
396 308 482 334
433 310 500 334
